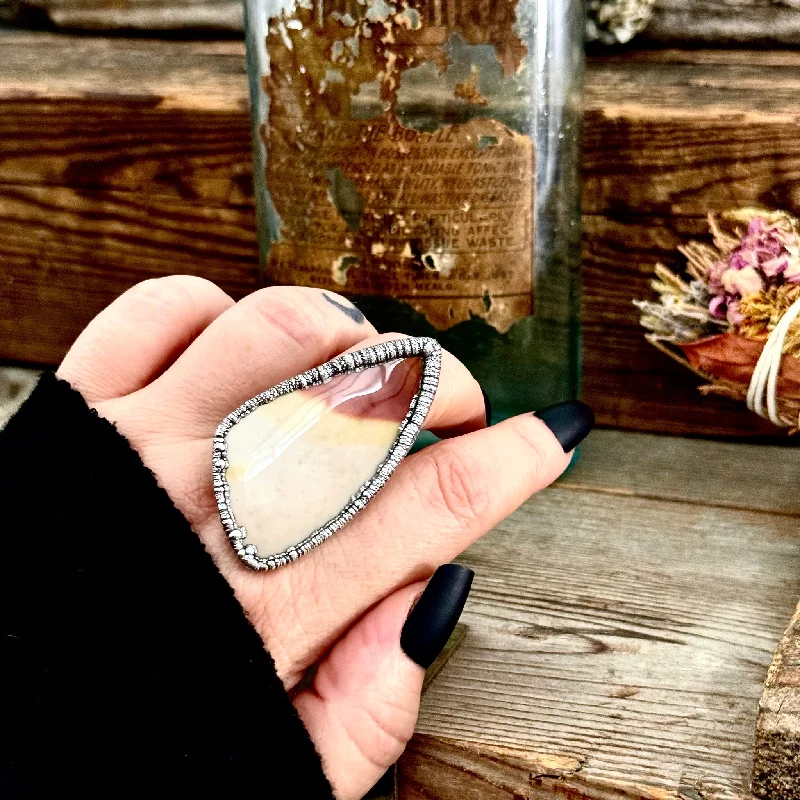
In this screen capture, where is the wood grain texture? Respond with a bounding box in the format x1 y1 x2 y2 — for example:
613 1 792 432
0 184 258 365
8 37 800 215
0 35 251 204
8 0 800 44
642 0 800 46
0 34 797 436
753 602 800 800
9 0 242 30
584 50 800 218
563 429 800 516
398 431 800 799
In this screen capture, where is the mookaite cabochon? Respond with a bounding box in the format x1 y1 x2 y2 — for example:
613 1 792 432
225 357 423 558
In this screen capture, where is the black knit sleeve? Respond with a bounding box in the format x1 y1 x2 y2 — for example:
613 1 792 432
0 373 334 798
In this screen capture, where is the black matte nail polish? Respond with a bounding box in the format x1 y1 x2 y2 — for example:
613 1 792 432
535 400 594 452
401 564 474 668
480 386 493 426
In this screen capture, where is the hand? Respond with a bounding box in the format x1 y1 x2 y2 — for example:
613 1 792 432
57 276 591 799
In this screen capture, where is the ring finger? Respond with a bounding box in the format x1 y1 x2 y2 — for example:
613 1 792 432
263 403 589 680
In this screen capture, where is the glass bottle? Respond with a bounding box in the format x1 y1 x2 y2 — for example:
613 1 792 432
245 0 584 420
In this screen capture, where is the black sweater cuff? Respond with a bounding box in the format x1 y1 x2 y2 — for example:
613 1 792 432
0 373 334 798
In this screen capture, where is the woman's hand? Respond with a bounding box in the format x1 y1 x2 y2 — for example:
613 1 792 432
57 276 590 799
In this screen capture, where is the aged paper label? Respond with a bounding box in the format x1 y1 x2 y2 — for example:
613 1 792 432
262 0 533 331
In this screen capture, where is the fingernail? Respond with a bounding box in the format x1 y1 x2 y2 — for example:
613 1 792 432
401 564 474 669
535 400 595 452
480 386 493 426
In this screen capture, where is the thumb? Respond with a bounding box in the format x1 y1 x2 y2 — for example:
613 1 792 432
293 565 474 800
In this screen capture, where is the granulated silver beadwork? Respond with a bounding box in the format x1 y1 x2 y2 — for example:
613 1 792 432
212 337 441 570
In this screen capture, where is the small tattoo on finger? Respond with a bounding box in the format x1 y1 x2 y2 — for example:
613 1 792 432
323 292 366 324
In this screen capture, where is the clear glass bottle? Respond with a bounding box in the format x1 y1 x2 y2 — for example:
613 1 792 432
245 0 584 420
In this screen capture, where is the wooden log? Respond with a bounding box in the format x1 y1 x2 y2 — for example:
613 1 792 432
643 0 800 46
9 0 800 46
397 430 800 799
8 0 242 31
0 184 258 365
3 34 800 437
8 38 800 217
584 49 800 218
753 602 800 800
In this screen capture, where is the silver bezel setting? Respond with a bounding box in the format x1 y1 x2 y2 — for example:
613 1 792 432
213 336 442 570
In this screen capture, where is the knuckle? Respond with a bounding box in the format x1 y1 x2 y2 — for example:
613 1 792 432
124 276 199 321
242 286 335 353
167 274 231 306
414 443 490 529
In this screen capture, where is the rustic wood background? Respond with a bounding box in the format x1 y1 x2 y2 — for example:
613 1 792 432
3 36 800 437
399 430 800 799
643 0 800 45
7 0 800 45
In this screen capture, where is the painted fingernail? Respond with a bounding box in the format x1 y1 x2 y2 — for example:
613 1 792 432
480 385 493 426
535 400 595 452
401 564 474 669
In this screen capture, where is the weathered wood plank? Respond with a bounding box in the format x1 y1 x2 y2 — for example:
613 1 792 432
0 182 779 435
8 36 800 216
563 429 800 515
0 35 251 203
584 53 800 218
753 599 800 800
399 468 800 798
0 184 258 365
9 0 800 46
643 0 800 46
5 0 242 31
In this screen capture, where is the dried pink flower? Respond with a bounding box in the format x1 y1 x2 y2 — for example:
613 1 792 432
761 255 790 278
727 299 743 326
722 265 763 297
709 295 727 318
706 259 727 294
705 215 800 322
785 259 800 283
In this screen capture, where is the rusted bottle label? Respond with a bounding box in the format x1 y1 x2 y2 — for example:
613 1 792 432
261 0 533 331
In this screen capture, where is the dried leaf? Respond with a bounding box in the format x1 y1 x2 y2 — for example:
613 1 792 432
679 333 800 399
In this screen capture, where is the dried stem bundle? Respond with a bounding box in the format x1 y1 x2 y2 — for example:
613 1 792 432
635 209 800 429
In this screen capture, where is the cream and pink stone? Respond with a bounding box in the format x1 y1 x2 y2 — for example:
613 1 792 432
224 356 423 559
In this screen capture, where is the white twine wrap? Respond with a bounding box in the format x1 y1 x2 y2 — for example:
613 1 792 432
746 296 800 426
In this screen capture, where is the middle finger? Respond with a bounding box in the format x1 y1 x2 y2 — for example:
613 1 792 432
136 286 379 432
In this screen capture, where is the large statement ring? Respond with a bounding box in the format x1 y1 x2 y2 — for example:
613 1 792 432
213 337 442 570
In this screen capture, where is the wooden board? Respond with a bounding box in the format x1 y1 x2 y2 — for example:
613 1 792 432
4 0 242 30
3 34 800 437
397 429 800 799
642 0 800 46
564 428 800 516
9 0 800 46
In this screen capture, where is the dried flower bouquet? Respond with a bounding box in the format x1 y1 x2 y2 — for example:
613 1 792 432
635 208 800 430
